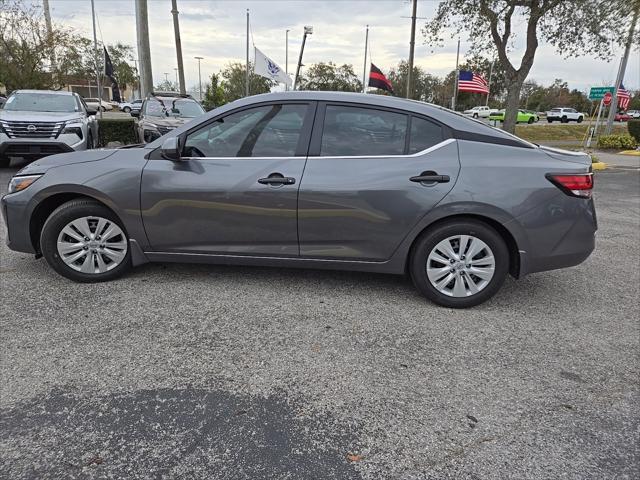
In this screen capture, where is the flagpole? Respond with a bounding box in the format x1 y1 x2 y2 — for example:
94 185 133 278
451 39 460 111
362 25 369 94
91 0 102 119
246 9 250 97
285 29 289 91
486 58 494 106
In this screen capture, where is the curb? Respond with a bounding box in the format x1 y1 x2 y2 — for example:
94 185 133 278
618 150 640 156
592 162 607 171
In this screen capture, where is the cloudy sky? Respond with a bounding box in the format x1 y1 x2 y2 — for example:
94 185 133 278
43 0 640 93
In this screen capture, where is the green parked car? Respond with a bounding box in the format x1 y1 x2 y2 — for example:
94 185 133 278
488 109 539 124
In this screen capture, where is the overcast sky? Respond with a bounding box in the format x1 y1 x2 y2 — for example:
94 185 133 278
43 0 640 92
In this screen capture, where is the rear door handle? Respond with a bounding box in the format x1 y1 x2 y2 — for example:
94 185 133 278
410 173 450 183
258 173 296 185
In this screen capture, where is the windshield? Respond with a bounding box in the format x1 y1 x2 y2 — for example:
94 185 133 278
143 98 204 118
3 92 79 113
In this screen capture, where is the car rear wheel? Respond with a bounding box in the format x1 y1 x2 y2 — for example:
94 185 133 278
40 200 131 283
410 220 509 308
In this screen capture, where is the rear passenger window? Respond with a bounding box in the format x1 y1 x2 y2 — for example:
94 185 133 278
409 117 444 154
320 105 407 156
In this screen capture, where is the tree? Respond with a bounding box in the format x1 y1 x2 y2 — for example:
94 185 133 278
385 60 442 101
298 62 362 92
202 73 225 110
220 62 275 103
106 43 137 91
155 80 178 92
0 0 72 91
423 0 637 133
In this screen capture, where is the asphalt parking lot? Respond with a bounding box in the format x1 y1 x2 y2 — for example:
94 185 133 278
0 161 638 479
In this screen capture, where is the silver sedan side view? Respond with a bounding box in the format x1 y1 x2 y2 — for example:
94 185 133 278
1 92 596 307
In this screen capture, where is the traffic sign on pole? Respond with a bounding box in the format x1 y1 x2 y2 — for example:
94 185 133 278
588 86 615 100
603 91 613 106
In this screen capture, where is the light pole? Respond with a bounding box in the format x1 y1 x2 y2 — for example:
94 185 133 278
194 56 204 101
285 29 289 91
164 72 169 83
293 26 313 91
174 68 178 85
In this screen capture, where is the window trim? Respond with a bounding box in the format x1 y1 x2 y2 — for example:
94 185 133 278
309 101 453 158
175 100 317 160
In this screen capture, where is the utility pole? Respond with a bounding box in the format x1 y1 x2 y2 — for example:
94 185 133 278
171 0 187 94
135 0 153 97
293 26 313 90
451 39 460 110
246 9 250 97
406 0 417 99
43 0 56 77
194 56 203 102
90 0 103 118
362 25 369 93
285 29 289 91
174 68 178 85
604 5 638 134
133 58 139 99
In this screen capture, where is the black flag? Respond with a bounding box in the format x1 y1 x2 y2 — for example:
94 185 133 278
103 47 122 103
368 63 393 94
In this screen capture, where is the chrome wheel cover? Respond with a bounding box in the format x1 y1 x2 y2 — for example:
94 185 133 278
426 235 496 297
56 216 127 274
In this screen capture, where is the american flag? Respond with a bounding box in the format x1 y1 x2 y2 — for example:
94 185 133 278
458 70 489 94
617 84 631 110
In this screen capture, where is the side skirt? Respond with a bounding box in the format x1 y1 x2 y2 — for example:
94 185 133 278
141 251 405 275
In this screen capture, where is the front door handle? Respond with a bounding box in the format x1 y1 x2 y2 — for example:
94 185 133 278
410 172 450 183
258 173 296 185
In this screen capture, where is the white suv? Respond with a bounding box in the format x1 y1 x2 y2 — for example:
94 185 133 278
546 107 584 123
0 90 99 168
463 106 491 118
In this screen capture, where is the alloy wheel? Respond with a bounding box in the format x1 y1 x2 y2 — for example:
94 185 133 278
426 234 496 297
56 216 127 274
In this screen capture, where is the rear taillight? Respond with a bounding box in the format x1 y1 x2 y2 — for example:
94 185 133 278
546 173 593 198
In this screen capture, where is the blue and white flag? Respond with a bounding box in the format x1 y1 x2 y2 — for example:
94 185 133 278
254 47 292 87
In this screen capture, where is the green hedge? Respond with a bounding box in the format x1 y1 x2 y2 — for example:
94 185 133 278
628 119 640 144
597 134 638 150
97 118 138 147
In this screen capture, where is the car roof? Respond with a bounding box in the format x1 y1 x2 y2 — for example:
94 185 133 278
13 89 75 96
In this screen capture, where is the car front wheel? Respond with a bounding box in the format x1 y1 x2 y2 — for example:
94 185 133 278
410 220 509 308
527 117 534 124
123 107 131 113
577 117 583 123
40 200 131 283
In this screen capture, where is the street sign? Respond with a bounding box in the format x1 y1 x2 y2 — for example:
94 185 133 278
589 86 615 100
603 91 613 106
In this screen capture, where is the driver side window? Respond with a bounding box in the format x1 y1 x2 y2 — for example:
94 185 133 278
183 104 307 158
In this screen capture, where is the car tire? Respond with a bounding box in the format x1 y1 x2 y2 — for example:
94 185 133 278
86 131 94 150
547 119 553 123
99 106 106 112
409 219 509 308
577 117 583 123
473 113 478 119
561 116 568 123
123 107 131 113
40 199 132 283
527 117 534 124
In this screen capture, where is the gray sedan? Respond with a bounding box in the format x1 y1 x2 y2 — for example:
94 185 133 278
1 92 596 307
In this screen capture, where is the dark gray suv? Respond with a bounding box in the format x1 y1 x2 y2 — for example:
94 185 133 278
1 92 596 307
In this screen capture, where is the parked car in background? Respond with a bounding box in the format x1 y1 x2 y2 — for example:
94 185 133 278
546 107 584 123
463 106 491 118
119 99 143 113
626 110 640 119
488 109 539 124
83 98 113 112
0 90 98 168
133 92 205 143
614 112 631 122
0 95 6 109
2 91 596 308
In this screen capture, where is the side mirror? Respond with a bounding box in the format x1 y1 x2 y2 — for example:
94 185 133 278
130 110 140 118
161 137 181 161
86 108 97 115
